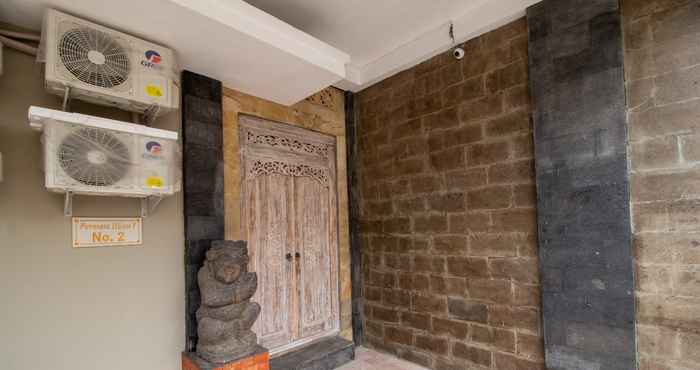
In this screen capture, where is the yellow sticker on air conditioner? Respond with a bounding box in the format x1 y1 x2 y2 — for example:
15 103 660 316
146 84 163 97
146 176 164 188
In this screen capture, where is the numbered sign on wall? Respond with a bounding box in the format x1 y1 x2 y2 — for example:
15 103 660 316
72 218 142 248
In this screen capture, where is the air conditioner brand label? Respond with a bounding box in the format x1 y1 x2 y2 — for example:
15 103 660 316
143 141 164 160
141 50 164 70
146 141 162 154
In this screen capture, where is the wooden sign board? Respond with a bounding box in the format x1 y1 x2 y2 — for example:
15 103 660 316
72 217 142 248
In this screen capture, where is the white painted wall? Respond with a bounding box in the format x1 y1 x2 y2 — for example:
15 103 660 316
0 47 185 370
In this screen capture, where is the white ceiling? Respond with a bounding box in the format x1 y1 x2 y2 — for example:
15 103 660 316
244 0 540 91
245 0 470 68
0 0 539 104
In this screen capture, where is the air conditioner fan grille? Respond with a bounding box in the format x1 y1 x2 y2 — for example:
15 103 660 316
58 127 130 187
59 27 130 88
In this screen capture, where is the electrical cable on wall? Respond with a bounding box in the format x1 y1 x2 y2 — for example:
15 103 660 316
450 21 465 60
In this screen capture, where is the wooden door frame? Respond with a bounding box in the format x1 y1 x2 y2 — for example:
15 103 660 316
239 113 341 356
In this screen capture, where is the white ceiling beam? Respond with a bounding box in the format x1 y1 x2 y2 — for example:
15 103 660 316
0 0 351 106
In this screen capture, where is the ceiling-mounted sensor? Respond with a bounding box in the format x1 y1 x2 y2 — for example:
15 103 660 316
453 47 465 60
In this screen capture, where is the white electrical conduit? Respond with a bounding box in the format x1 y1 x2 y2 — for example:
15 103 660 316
0 29 41 41
0 34 37 56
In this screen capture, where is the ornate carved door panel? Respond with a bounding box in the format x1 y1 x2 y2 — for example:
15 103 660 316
244 174 295 349
240 115 339 354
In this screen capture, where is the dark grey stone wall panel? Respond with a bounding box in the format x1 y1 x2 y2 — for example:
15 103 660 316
182 70 224 352
345 91 364 345
527 1 637 369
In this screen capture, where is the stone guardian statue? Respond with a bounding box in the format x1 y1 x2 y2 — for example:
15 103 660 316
196 240 261 364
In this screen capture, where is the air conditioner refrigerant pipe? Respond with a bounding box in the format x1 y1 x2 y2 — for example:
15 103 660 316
0 29 41 41
0 34 38 56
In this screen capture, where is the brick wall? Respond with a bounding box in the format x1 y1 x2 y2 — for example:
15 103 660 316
355 19 544 370
624 1 700 369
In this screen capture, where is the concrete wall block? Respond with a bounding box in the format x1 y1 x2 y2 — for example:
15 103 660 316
631 136 680 170
432 317 469 340
469 233 520 257
443 76 485 108
432 235 468 256
488 159 535 185
458 95 504 124
488 306 540 332
649 2 700 43
673 269 700 297
467 186 513 210
633 199 700 233
490 209 537 233
637 294 700 332
430 275 468 296
626 77 655 110
448 212 491 234
654 64 700 105
412 294 448 315
494 352 545 370
679 330 700 364
446 257 490 278
679 133 700 162
445 168 488 190
624 17 653 50
651 32 700 76
629 99 700 141
632 170 700 202
467 141 511 166
468 278 513 304
452 343 492 367
490 258 540 284
444 124 483 148
485 109 531 138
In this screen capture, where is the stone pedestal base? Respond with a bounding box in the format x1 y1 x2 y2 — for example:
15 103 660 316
182 347 269 370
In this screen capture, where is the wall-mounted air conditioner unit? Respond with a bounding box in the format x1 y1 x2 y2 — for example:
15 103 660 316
41 9 179 114
29 106 180 199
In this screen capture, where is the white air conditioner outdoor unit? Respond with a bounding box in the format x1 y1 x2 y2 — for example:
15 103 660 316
29 106 180 198
42 9 179 114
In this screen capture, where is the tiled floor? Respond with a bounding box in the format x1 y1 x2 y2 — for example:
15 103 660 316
337 347 429 370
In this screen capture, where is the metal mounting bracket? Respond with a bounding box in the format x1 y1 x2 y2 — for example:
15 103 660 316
64 191 73 217
140 196 163 218
62 86 71 112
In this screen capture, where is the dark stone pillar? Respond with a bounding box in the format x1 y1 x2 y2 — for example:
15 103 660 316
182 70 224 352
527 1 636 369
344 91 363 344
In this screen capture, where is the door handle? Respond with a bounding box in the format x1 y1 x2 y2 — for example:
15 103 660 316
295 252 301 259
285 253 292 261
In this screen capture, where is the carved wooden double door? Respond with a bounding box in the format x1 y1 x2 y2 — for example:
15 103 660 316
239 115 340 355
